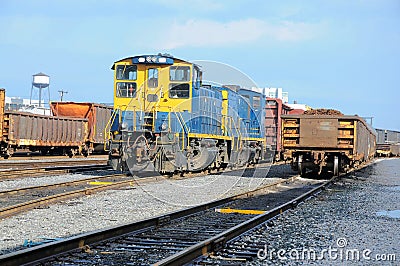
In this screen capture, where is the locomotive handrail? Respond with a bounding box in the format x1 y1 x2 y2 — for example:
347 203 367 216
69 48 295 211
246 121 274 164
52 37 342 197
168 107 172 133
175 110 190 150
104 109 118 150
104 105 128 149
227 116 242 150
152 107 156 131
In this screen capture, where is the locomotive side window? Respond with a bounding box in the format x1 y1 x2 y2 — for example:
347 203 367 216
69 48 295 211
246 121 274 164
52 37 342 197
116 82 136 98
116 65 137 80
192 66 202 88
148 68 158 88
170 66 190 81
242 95 250 104
192 67 198 83
169 83 189 98
253 96 260 110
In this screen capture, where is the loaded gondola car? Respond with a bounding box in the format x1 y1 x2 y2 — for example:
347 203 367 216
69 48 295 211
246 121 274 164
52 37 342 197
281 113 376 176
0 88 112 158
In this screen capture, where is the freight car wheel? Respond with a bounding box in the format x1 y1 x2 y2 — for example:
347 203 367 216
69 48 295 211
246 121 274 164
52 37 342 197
333 155 339 176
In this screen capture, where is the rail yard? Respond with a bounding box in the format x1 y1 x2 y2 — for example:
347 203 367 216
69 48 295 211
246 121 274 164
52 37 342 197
0 54 398 265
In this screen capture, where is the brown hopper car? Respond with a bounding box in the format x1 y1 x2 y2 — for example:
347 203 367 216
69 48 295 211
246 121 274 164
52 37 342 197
0 89 89 158
281 114 376 176
0 88 111 158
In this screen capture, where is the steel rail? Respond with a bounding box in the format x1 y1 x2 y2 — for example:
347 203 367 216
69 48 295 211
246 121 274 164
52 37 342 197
0 175 298 266
154 161 375 265
0 163 274 219
0 174 126 196
155 177 334 265
0 164 111 180
0 158 108 169
0 179 135 219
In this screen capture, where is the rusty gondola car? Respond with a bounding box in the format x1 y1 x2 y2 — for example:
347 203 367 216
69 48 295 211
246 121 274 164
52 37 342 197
0 88 112 158
0 89 89 158
281 113 376 176
50 102 113 154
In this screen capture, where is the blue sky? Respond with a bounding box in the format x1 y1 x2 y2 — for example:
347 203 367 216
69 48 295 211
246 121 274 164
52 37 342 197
0 0 399 130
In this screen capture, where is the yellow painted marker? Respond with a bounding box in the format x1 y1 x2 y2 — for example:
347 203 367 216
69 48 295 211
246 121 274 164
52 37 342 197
215 208 266 215
88 181 114 185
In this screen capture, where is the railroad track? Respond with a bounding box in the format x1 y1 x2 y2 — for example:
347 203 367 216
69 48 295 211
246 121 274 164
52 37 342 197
0 157 108 170
0 161 277 220
0 171 330 266
0 165 267 219
0 172 186 220
159 179 331 265
0 164 111 180
0 173 131 219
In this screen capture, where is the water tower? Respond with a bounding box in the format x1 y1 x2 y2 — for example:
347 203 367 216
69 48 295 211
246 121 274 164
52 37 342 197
30 72 50 107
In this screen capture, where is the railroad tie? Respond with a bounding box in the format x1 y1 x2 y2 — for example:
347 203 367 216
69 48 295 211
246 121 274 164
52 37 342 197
214 208 266 215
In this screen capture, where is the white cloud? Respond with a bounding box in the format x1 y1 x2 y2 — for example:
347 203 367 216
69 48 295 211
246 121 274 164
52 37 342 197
154 0 224 11
159 18 319 49
265 21 317 42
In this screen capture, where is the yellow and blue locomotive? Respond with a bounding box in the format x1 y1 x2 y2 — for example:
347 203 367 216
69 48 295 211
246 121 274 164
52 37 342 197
106 54 266 174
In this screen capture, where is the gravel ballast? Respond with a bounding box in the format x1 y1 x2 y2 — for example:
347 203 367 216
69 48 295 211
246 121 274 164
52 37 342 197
212 158 400 265
0 163 296 254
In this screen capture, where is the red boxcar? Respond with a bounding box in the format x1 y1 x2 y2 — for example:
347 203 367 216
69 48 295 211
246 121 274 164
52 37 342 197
265 98 293 161
265 97 304 161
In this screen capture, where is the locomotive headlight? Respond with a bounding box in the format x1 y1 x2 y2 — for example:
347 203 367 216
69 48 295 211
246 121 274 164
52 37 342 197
120 122 128 130
161 122 168 131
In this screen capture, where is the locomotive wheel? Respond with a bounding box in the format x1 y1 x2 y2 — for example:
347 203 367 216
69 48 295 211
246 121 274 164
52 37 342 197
333 155 339 176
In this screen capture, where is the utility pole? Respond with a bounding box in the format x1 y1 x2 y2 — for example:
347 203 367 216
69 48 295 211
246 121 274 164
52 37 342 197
58 90 68 102
363 117 374 126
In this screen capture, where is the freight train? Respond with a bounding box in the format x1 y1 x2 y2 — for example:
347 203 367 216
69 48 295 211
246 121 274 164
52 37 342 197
281 113 376 176
0 89 112 158
105 54 266 173
105 54 379 176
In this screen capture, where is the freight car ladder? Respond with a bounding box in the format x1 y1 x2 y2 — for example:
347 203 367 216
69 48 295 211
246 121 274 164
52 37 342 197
0 89 4 141
337 118 355 158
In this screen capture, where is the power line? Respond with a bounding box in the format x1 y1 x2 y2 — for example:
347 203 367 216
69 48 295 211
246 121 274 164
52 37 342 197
58 90 68 102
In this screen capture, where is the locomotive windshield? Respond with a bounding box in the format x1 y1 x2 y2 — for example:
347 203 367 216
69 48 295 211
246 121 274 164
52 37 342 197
170 66 190 81
116 65 137 80
116 64 137 98
169 66 190 98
